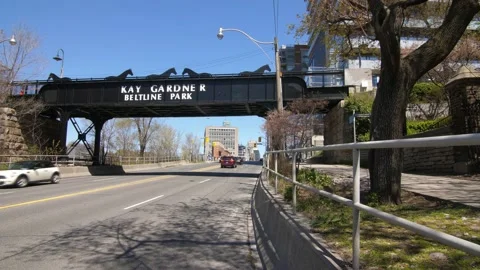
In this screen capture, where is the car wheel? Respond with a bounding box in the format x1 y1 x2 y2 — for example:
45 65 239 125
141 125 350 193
51 173 60 184
15 176 29 188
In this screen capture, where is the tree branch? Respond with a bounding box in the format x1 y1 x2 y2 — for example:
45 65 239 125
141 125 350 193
405 0 480 78
390 0 428 9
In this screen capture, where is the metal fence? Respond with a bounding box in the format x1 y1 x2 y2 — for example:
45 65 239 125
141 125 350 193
0 154 182 168
104 155 182 165
262 133 480 270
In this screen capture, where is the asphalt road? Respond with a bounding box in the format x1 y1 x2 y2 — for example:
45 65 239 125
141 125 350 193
0 162 263 270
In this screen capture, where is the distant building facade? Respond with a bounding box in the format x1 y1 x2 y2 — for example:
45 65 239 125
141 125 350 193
204 121 239 158
279 44 309 72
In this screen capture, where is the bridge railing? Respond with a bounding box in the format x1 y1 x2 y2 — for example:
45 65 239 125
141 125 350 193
262 133 480 269
0 154 183 168
103 155 182 166
0 155 91 168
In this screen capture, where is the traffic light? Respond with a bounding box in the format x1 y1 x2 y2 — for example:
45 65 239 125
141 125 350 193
254 143 257 148
258 137 262 143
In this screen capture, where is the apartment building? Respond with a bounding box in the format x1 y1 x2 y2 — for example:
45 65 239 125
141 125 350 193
204 121 239 157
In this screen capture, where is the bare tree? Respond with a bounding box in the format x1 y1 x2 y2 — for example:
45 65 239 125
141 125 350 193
287 99 327 149
113 118 136 156
149 123 182 158
181 133 201 162
1 25 49 153
133 118 159 157
294 0 480 203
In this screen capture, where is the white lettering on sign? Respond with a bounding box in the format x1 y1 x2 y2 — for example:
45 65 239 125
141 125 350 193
121 84 206 101
124 94 163 101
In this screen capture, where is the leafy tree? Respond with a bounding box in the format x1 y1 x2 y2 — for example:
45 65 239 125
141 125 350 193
344 93 374 142
293 0 480 203
409 82 448 120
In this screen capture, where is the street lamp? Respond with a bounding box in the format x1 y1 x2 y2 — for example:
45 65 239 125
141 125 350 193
0 34 16 46
217 27 283 112
53 49 65 78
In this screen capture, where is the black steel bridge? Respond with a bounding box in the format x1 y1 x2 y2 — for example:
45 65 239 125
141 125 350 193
9 68 351 163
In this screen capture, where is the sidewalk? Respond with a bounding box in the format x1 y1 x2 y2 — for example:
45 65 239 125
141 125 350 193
300 163 480 208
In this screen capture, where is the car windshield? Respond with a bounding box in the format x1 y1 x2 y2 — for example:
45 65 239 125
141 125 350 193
8 161 36 170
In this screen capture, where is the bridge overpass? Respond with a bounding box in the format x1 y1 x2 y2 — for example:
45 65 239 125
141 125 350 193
9 69 351 163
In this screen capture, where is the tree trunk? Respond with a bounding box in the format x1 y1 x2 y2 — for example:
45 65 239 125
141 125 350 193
369 63 416 204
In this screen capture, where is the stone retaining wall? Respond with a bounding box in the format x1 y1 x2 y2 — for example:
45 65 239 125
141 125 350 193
403 127 454 173
0 107 28 155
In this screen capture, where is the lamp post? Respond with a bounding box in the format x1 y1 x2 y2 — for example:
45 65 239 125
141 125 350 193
217 27 283 112
53 49 65 78
0 34 16 46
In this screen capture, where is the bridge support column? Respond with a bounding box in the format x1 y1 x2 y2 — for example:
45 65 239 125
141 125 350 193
59 110 72 154
91 117 108 166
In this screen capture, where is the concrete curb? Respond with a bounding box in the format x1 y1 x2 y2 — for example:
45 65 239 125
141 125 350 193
59 161 189 178
251 174 348 270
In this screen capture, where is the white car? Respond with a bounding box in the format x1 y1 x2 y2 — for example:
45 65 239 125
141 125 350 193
0 160 61 188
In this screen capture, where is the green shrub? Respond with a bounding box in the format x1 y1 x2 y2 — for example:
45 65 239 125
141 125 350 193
0 163 8 170
297 168 333 190
407 116 451 135
283 185 293 202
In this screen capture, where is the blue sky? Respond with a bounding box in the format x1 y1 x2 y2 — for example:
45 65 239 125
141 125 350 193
2 0 309 155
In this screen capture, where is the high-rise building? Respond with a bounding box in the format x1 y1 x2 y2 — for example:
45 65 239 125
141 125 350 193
279 44 310 72
238 145 247 160
204 123 239 157
304 1 480 92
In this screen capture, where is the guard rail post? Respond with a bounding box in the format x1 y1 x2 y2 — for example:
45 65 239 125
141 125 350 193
292 152 297 215
352 148 361 270
266 153 270 182
274 153 278 194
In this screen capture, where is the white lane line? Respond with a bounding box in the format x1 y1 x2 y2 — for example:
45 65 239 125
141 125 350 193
123 195 164 210
92 177 119 182
0 191 15 195
199 178 211 184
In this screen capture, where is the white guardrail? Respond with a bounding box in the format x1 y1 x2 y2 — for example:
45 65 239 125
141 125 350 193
263 133 480 270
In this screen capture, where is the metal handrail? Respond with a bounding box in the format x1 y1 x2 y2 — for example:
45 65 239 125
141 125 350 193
263 133 480 269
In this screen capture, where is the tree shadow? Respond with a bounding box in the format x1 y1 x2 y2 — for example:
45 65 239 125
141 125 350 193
0 189 261 269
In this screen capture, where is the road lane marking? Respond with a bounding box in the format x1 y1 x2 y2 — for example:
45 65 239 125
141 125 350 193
191 165 219 172
0 164 221 211
0 191 15 195
92 177 119 182
123 195 164 210
199 179 211 184
0 175 172 210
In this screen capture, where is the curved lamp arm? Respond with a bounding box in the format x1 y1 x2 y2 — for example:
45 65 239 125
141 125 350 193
218 27 274 64
0 35 16 45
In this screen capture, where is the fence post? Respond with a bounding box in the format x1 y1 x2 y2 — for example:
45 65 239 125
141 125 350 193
274 153 278 195
55 155 58 166
352 148 361 270
266 153 270 181
292 152 297 215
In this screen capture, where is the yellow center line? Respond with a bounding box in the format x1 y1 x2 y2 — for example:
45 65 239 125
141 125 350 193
0 164 219 210
190 164 220 172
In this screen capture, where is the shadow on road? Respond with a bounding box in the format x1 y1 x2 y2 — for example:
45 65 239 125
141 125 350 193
0 185 260 269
